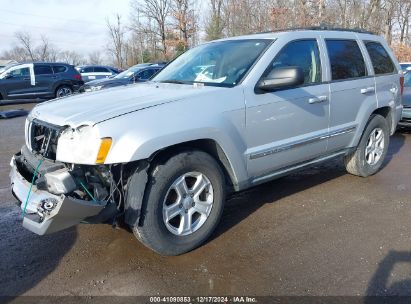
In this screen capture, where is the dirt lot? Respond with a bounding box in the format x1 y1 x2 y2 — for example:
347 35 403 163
1 103 411 297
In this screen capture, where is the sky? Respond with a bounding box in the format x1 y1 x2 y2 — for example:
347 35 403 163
0 0 132 56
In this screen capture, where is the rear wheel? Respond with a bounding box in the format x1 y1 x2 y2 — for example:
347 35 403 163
344 114 389 177
130 150 225 256
55 85 73 98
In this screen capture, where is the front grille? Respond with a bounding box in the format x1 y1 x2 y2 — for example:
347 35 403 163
29 119 63 160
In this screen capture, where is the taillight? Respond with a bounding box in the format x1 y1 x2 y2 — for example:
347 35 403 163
400 75 404 95
74 74 81 81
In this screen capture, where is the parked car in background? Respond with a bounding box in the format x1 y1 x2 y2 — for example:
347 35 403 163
0 59 18 73
75 65 120 82
0 62 83 101
400 62 411 71
80 63 164 92
399 70 411 127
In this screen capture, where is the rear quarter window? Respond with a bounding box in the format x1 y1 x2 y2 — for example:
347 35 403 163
81 67 94 73
364 41 396 75
325 39 367 80
53 65 68 73
94 67 109 73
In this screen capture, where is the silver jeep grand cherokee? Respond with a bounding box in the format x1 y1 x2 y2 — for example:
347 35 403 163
10 28 403 255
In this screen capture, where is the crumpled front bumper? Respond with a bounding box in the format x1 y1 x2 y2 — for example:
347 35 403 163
9 155 106 235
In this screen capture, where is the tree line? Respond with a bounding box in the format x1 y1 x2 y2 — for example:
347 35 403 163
2 0 411 68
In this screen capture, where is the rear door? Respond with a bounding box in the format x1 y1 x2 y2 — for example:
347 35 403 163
33 65 55 96
93 67 112 80
363 40 401 127
324 37 377 152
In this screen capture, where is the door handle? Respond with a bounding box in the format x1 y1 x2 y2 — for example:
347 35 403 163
361 87 375 94
308 95 328 104
390 87 398 95
23 77 30 81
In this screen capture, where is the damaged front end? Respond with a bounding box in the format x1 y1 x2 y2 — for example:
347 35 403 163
9 118 138 235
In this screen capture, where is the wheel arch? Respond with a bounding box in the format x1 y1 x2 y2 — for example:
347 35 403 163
146 139 239 192
371 106 394 135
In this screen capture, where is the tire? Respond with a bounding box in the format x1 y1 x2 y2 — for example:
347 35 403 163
130 150 226 255
344 114 389 177
55 85 73 98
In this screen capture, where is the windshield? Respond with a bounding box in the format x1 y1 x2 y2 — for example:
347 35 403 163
114 66 144 79
152 39 272 87
401 64 411 71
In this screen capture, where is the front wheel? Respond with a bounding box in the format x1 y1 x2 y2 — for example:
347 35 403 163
130 150 226 255
344 114 390 177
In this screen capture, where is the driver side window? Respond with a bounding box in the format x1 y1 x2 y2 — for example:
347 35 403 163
265 39 322 86
10 67 30 77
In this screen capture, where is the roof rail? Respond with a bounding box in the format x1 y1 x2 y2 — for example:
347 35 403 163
254 25 376 35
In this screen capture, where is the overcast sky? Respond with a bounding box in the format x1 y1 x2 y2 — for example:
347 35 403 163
0 0 132 56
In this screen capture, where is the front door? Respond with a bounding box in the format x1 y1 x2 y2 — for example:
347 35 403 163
1 64 35 99
245 38 330 181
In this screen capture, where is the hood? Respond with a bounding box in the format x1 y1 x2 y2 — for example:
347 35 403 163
30 82 223 127
85 77 127 87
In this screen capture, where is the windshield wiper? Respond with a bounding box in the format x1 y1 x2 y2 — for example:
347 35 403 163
158 80 188 84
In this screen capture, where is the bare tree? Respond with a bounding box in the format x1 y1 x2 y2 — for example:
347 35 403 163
172 0 197 50
15 31 36 61
137 0 171 59
205 0 225 40
88 50 104 65
106 14 127 68
36 35 52 61
59 50 85 66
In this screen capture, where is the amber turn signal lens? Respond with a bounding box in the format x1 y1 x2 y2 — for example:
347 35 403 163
96 138 112 164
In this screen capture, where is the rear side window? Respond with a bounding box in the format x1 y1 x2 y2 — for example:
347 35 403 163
34 65 53 75
365 41 396 75
94 67 109 73
53 65 67 73
265 39 322 85
325 40 367 80
81 67 94 73
138 68 158 80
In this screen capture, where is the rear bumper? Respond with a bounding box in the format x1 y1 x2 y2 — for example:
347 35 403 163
399 107 411 127
9 155 106 235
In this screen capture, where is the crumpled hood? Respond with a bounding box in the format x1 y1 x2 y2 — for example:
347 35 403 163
30 82 221 127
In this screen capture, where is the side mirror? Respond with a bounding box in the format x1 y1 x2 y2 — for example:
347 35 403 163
256 66 304 93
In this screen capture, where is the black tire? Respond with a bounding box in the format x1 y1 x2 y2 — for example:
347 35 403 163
55 85 73 98
344 114 389 177
130 150 226 256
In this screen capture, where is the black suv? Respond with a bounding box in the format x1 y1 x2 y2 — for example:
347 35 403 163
0 62 83 101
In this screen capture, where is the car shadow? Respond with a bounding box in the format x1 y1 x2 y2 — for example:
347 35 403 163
381 131 406 169
212 132 406 242
0 204 77 300
365 250 411 299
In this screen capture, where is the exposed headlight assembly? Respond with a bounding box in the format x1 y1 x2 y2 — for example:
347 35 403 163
56 125 112 164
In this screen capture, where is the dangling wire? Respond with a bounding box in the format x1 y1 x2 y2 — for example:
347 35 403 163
22 158 44 219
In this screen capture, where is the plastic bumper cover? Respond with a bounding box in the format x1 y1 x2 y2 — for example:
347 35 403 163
9 156 106 235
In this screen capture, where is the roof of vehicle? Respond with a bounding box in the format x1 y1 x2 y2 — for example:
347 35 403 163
214 26 382 42
76 64 119 69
